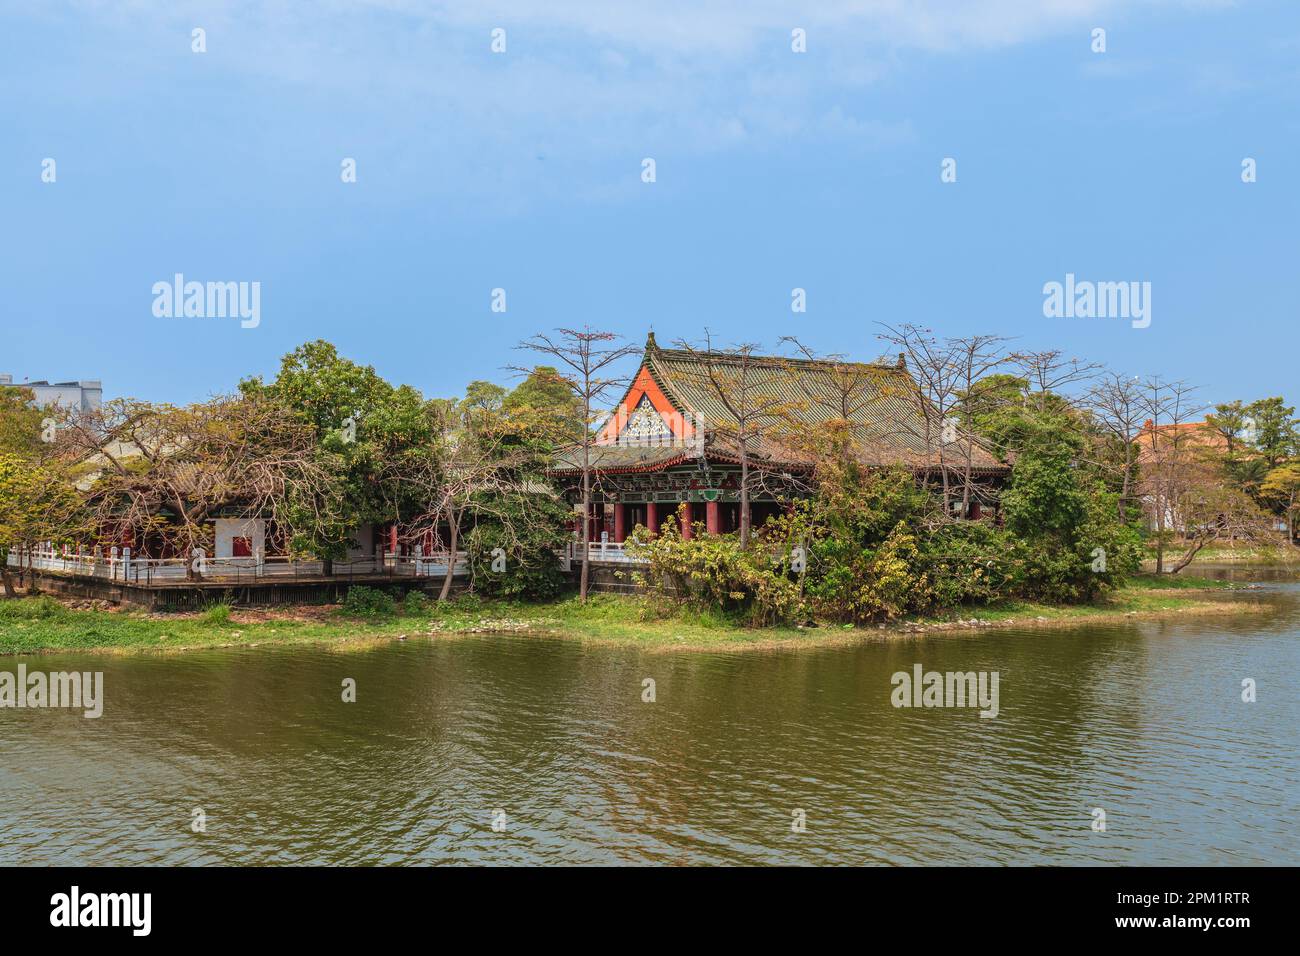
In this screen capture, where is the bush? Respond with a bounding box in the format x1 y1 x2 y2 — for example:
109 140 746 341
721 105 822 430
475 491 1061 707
805 520 933 624
447 592 484 614
625 514 805 627
199 603 233 626
342 585 395 616
402 590 429 614
919 521 1019 610
466 492 572 601
999 416 1145 602
795 468 937 624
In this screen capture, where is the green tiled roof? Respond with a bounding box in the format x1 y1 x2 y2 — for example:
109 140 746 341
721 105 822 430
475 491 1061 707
551 335 1008 474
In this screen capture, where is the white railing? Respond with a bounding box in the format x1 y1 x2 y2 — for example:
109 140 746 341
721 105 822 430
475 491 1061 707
5 546 469 585
558 539 799 570
563 540 647 565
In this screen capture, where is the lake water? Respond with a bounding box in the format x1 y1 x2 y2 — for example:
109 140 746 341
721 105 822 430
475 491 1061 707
2 575 1297 865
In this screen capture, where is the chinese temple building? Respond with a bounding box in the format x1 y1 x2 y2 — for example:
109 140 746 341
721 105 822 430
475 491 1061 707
548 333 1011 544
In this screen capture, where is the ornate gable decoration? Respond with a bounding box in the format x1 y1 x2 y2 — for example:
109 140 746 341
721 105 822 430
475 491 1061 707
618 394 672 444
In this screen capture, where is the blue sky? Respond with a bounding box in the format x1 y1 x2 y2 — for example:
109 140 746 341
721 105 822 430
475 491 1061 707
2 0 1297 409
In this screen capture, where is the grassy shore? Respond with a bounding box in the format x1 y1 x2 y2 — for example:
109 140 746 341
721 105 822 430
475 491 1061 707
1145 543 1299 566
0 574 1269 656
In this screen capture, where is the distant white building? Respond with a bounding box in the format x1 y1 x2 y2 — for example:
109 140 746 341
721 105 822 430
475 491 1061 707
0 374 102 412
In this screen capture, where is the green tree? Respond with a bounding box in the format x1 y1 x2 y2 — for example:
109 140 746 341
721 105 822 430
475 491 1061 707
466 489 571 601
241 340 432 570
0 454 86 597
503 366 585 449
960 373 1033 461
0 385 45 459
1245 397 1298 469
1001 413 1138 599
1207 400 1251 454
1261 463 1300 544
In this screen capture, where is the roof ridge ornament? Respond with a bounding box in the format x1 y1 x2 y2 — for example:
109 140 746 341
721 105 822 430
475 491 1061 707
646 330 658 352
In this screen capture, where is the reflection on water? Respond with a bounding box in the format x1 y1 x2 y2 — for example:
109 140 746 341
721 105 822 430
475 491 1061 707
1 584 1297 865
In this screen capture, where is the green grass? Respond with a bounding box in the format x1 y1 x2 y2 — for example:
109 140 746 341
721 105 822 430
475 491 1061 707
0 575 1264 656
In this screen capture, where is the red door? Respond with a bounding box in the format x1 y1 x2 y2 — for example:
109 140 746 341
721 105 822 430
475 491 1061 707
232 537 252 557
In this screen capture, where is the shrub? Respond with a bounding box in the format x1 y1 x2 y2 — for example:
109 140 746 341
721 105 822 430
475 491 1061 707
448 591 484 614
625 514 805 627
465 492 572 601
342 585 395 616
199 603 233 626
919 521 1019 610
1001 415 1145 602
402 590 429 614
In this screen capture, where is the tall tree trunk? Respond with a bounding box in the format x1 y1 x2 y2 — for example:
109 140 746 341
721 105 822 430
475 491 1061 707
739 452 751 547
1119 444 1133 520
438 514 460 602
1 567 15 598
1153 480 1166 574
961 431 973 517
580 446 592 602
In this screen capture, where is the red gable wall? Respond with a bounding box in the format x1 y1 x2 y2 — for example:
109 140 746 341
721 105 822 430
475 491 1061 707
596 364 697 445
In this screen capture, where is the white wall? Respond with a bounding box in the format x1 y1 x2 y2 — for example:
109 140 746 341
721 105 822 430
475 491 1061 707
214 519 265 558
0 379 103 411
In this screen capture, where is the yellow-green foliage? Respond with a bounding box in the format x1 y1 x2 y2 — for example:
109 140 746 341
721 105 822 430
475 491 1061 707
846 522 928 621
625 509 804 627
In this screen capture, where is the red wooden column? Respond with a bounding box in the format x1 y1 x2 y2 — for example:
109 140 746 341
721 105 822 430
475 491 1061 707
613 503 627 543
705 500 721 535
646 502 659 535
680 503 694 540
389 524 398 555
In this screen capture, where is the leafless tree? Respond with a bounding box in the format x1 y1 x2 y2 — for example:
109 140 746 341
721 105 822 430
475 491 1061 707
777 336 898 467
388 400 541 601
55 395 341 579
1012 349 1101 413
877 324 1008 517
1083 371 1145 519
1135 378 1206 572
515 328 638 601
876 324 962 508
1160 459 1273 573
779 336 893 423
669 332 803 546
949 335 1011 514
